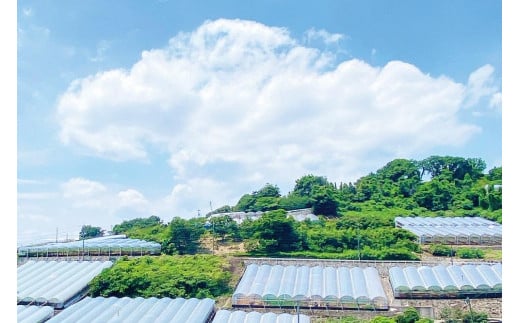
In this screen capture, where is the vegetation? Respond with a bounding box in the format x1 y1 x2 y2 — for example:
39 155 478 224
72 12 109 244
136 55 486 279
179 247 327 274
88 255 232 299
79 225 104 239
89 155 501 308
318 307 432 322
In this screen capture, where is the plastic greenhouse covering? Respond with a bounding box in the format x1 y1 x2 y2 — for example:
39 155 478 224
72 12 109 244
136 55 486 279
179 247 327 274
232 264 388 309
45 297 215 323
213 310 311 323
17 305 54 323
17 260 113 308
18 235 161 257
389 264 502 298
394 216 501 244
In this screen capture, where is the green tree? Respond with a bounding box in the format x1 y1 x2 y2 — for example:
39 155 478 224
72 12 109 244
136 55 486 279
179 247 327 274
112 215 162 234
311 185 339 216
248 209 301 253
293 174 330 197
209 215 239 241
79 225 104 239
162 217 205 255
395 307 420 323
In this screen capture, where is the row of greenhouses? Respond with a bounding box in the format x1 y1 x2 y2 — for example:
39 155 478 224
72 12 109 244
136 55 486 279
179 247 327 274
232 264 388 310
213 310 310 323
17 236 162 257
389 264 502 298
17 260 113 308
394 216 502 244
23 297 309 323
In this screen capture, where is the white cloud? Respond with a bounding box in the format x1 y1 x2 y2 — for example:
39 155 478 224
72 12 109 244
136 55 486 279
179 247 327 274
61 178 107 207
305 28 344 45
54 19 489 217
463 64 501 109
118 189 148 208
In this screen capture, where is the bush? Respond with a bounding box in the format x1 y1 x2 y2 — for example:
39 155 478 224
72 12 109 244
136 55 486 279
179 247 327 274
429 244 454 257
456 247 484 259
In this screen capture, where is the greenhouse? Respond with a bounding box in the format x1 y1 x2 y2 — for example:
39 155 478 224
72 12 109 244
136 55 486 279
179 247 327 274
213 310 311 323
389 264 502 298
17 235 162 258
17 305 54 323
394 216 502 245
17 260 113 308
232 264 388 310
45 297 216 323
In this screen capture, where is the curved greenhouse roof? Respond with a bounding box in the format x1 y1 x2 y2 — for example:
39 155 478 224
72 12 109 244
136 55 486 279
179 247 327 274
389 264 502 298
18 236 162 257
45 297 215 323
17 305 54 323
213 310 311 323
17 260 113 308
232 264 388 309
394 216 501 244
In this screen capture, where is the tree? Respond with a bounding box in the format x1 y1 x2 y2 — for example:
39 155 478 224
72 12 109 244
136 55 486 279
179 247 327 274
311 185 339 216
79 225 104 239
112 215 162 234
395 307 421 323
292 174 330 197
162 217 205 255
248 209 301 253
209 215 239 241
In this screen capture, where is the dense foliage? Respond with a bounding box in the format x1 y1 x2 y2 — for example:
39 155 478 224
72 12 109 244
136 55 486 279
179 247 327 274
108 156 501 261
79 225 104 239
229 156 502 223
88 255 232 298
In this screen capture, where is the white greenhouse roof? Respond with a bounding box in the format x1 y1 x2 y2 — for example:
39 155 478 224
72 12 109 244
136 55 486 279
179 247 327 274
17 305 54 323
18 236 161 255
46 297 215 323
213 310 311 323
232 264 388 309
389 264 502 297
17 260 113 308
394 217 502 244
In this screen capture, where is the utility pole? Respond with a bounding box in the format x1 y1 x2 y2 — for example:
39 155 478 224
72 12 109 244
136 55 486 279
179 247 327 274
357 224 361 263
210 201 215 253
465 297 474 323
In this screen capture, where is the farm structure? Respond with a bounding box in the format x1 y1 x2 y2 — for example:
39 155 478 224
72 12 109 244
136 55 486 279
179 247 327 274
394 216 502 245
17 235 161 259
17 260 113 309
389 263 502 299
213 310 311 323
232 264 388 310
46 297 216 323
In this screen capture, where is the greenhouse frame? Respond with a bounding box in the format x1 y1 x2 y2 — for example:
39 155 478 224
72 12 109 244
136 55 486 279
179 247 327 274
45 297 216 323
213 310 311 323
394 216 502 245
389 264 502 299
232 264 388 310
17 235 162 258
17 260 113 308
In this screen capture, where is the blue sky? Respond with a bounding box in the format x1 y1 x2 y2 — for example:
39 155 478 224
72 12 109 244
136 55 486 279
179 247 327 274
14 0 505 246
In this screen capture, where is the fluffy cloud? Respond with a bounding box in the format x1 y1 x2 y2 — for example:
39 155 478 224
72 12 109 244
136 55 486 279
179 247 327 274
55 19 496 216
463 64 501 109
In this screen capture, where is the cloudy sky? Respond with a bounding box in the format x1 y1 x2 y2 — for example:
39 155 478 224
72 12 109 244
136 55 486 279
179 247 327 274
14 0 505 246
